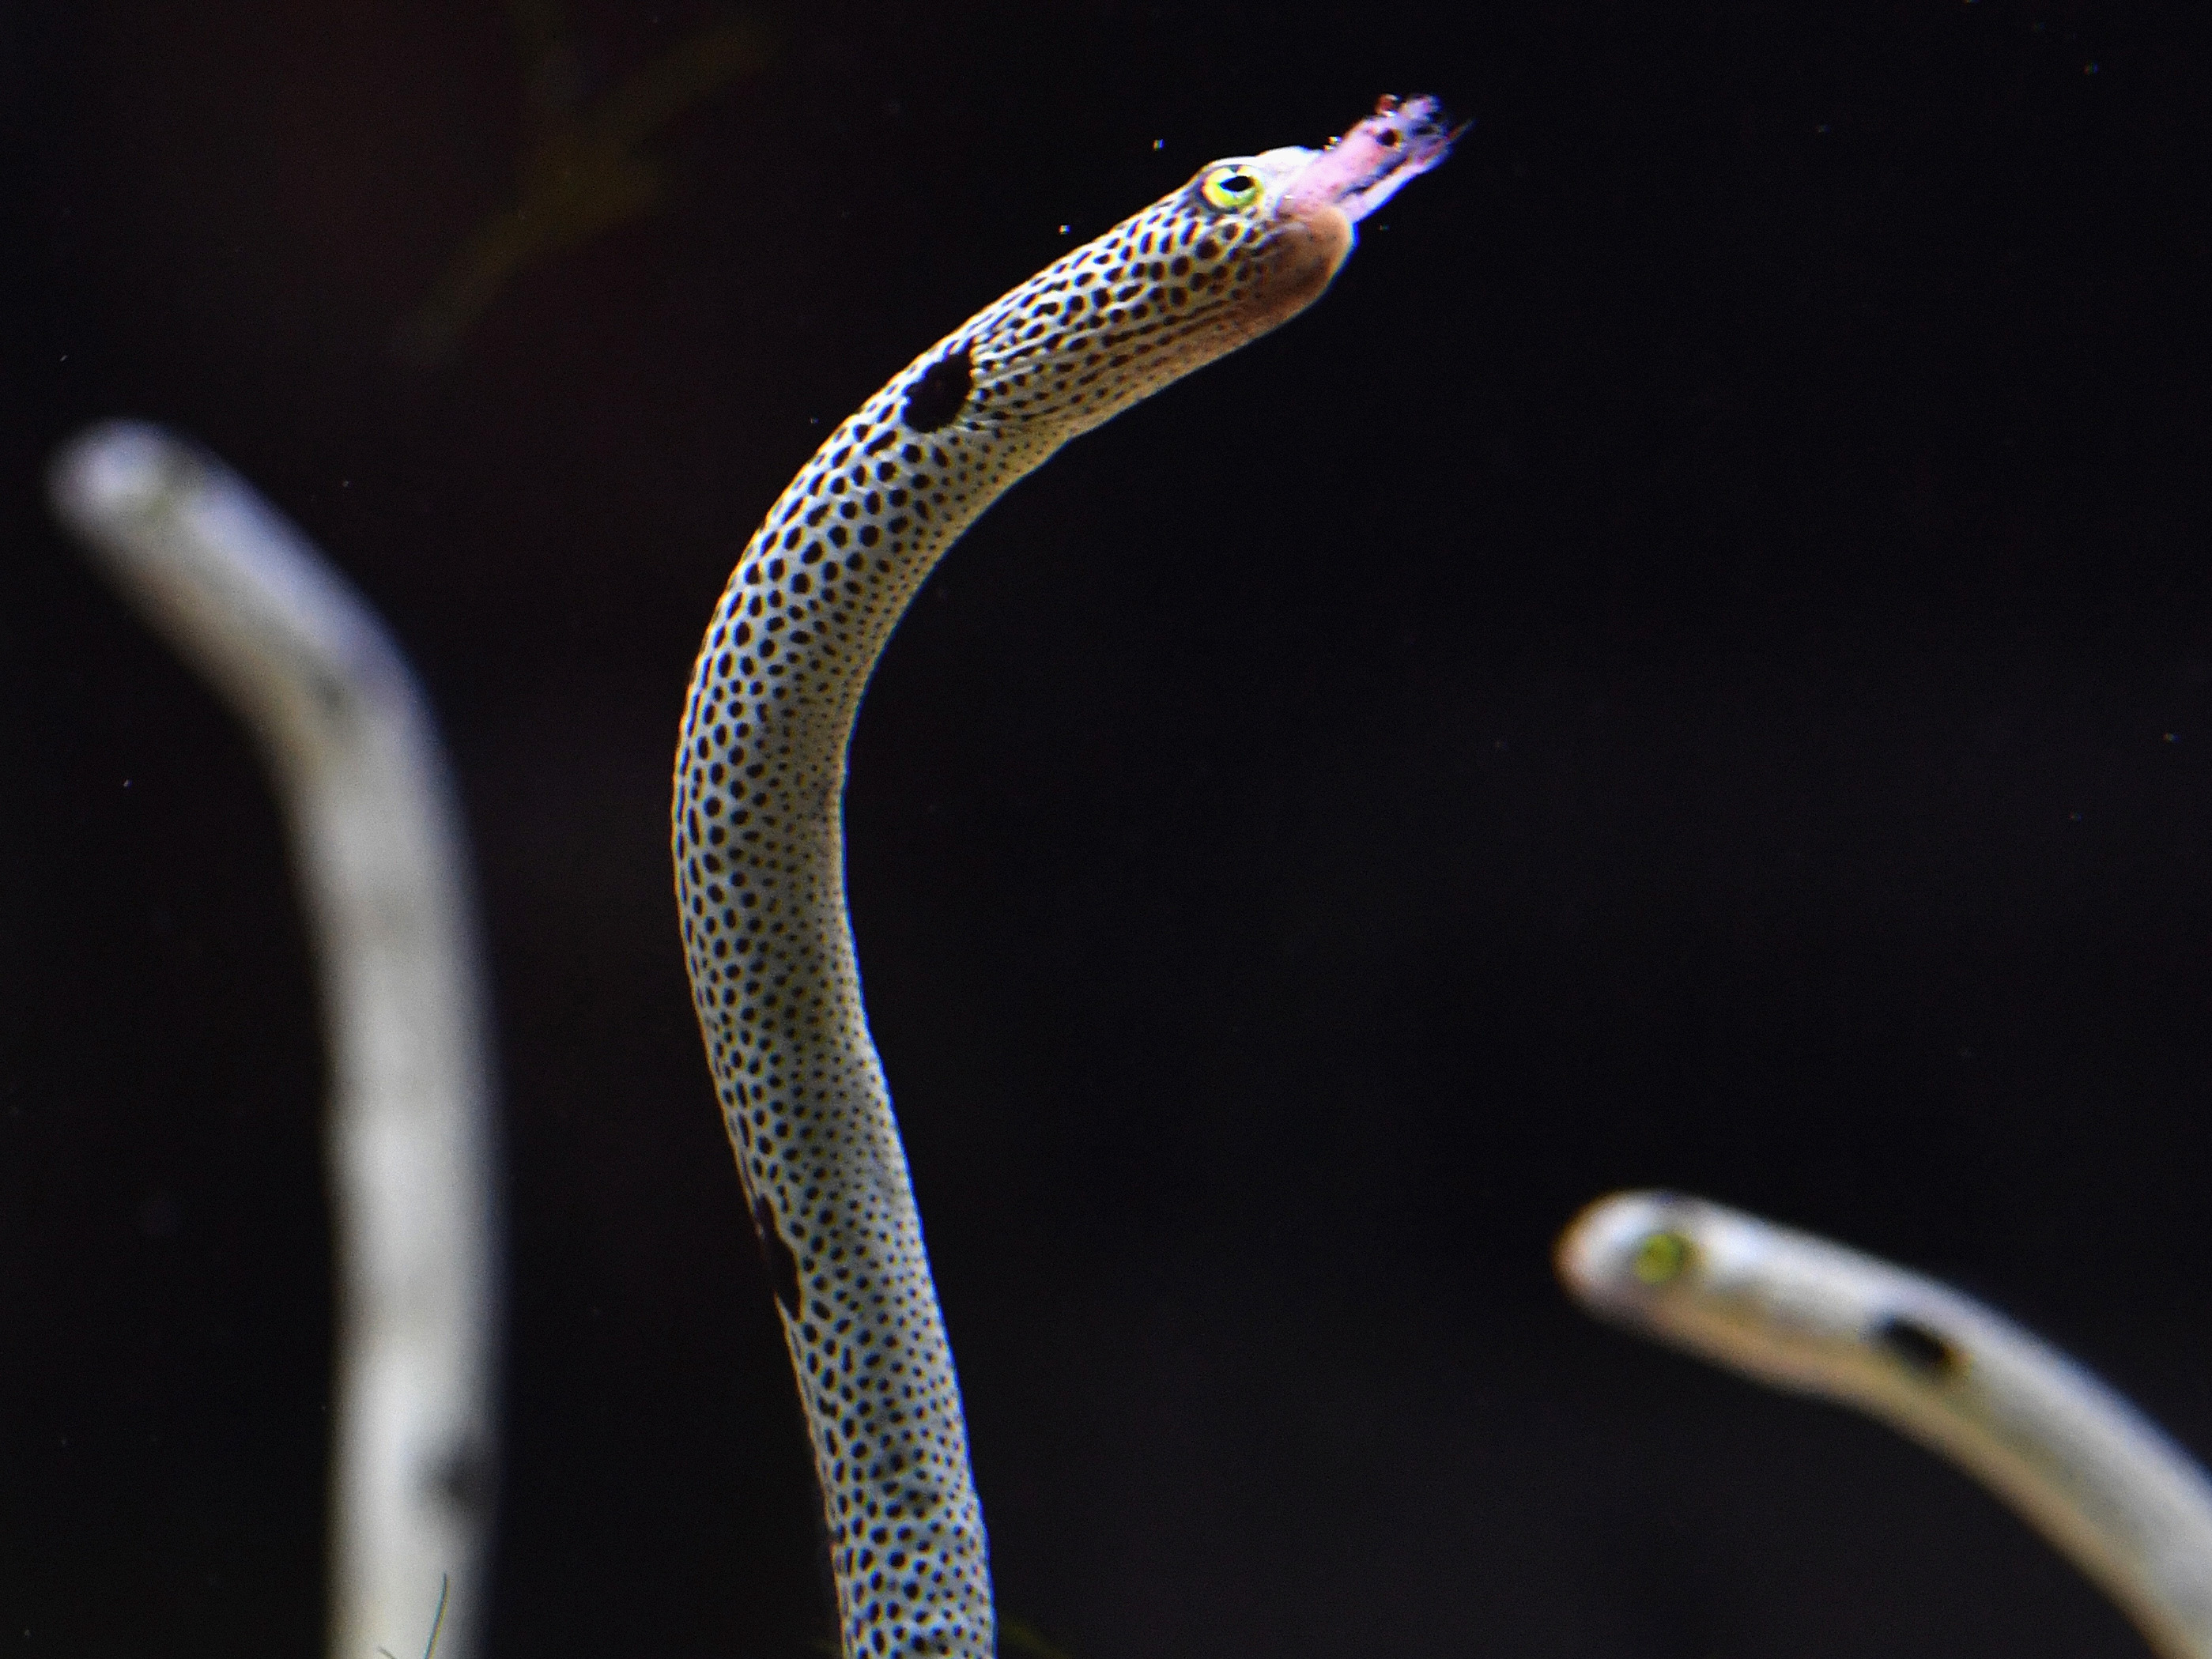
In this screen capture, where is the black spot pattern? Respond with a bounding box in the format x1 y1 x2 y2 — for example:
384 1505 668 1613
673 156 1333 1659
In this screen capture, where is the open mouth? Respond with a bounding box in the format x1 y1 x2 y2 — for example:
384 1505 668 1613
1281 93 1467 225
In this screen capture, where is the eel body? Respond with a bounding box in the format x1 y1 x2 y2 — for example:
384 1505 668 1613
51 424 503 1659
674 98 1456 1659
1561 1190 2212 1659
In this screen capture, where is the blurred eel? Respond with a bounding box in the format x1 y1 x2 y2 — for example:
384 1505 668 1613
51 423 502 1659
1560 1190 2212 1659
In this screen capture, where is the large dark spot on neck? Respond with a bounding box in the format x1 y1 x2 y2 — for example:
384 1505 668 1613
902 346 972 432
426 1437 493 1515
752 1196 802 1317
1873 1314 1961 1379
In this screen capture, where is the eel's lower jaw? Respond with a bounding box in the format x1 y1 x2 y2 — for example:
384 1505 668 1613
1259 204 1357 325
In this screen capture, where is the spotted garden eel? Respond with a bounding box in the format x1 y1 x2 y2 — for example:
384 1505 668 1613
672 97 1457 1659
48 423 500 1659
1560 1190 2212 1659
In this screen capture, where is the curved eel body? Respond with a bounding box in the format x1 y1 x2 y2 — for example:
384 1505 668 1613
1560 1191 2212 1659
674 99 1456 1659
50 424 502 1659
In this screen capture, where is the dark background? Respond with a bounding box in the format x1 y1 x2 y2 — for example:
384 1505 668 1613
2 1 2208 1655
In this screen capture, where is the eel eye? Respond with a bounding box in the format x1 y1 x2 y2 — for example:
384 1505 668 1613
1199 164 1264 213
1632 1230 1694 1286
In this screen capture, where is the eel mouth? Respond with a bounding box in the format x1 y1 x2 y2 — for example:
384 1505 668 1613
1280 94 1466 226
1229 93 1459 333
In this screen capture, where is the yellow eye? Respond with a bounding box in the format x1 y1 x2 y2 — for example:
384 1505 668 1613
1632 1230 1693 1286
1199 164 1264 213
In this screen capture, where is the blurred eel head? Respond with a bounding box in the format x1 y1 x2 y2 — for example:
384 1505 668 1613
1557 1190 1714 1328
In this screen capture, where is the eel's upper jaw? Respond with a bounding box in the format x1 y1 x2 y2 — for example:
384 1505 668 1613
1279 93 1465 225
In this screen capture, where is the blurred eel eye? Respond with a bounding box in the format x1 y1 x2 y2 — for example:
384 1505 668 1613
1632 1229 1693 1285
1200 165 1264 212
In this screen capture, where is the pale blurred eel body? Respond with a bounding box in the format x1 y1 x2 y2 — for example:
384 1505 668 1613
1560 1190 2212 1659
50 424 501 1659
673 99 1458 1659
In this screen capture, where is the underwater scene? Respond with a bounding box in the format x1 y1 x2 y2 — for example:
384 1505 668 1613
0 2 2206 1657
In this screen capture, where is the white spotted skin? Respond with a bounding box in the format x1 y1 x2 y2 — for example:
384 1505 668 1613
674 149 1362 1659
